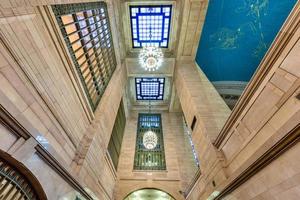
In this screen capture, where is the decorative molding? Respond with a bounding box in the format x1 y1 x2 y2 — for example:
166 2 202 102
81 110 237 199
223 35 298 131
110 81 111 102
212 81 247 110
212 81 247 96
213 3 300 148
0 104 94 200
35 145 94 200
0 105 30 140
214 124 300 199
0 20 78 148
0 150 48 200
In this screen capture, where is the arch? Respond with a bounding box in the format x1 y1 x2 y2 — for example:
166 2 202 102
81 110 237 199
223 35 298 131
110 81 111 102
124 188 176 200
0 149 47 199
119 182 184 200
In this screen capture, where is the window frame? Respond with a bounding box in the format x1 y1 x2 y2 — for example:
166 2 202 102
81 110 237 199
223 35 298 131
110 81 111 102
52 2 117 111
129 5 172 48
134 113 166 171
135 77 165 101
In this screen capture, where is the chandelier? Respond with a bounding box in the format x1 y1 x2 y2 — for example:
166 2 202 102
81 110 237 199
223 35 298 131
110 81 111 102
143 130 158 150
139 46 163 72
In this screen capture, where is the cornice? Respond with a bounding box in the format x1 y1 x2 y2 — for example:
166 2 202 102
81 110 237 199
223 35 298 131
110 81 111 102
214 124 300 199
0 105 94 200
213 3 300 148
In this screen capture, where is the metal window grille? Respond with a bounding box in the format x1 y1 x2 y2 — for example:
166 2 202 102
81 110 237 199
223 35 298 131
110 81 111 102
52 2 117 111
134 114 166 170
135 78 165 100
130 5 172 48
0 158 38 200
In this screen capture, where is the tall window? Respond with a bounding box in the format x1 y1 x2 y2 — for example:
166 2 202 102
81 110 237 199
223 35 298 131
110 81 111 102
52 2 117 111
107 100 126 170
130 5 172 48
134 114 166 170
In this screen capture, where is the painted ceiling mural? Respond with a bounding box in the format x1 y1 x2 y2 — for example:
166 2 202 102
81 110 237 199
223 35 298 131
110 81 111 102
196 0 297 82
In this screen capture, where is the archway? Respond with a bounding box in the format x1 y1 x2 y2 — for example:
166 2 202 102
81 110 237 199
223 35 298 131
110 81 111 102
124 188 175 200
0 150 47 199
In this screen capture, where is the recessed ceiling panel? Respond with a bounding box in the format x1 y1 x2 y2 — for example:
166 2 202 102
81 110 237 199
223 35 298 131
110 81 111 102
130 5 172 48
135 77 165 100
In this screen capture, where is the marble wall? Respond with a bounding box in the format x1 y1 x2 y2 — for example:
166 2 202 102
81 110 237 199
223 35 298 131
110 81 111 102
114 111 199 200
0 0 126 199
186 2 300 199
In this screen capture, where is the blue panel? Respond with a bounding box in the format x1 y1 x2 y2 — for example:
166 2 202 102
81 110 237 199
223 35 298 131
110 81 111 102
139 114 160 128
196 0 296 82
135 78 165 100
130 5 172 48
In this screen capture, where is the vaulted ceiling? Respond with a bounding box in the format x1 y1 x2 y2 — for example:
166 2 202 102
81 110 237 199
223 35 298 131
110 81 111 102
196 0 296 82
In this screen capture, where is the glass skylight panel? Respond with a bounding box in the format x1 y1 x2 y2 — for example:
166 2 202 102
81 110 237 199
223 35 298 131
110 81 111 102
135 78 165 100
130 5 172 48
140 114 160 128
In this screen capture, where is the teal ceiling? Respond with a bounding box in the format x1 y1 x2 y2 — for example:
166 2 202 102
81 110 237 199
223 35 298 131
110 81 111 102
196 0 296 82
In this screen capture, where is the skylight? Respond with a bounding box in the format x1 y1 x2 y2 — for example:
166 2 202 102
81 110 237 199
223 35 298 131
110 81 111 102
130 5 172 48
135 77 165 100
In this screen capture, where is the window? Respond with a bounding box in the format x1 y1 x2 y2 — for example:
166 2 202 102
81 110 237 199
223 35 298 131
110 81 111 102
0 158 39 199
107 100 126 170
134 114 166 170
191 116 197 131
130 5 172 48
135 77 165 100
52 2 117 111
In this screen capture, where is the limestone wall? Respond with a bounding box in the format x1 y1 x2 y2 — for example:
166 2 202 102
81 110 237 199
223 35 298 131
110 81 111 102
185 2 300 200
0 0 126 199
115 111 200 200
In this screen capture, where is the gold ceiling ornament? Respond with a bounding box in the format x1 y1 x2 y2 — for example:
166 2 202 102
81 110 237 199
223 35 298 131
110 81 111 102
143 130 158 150
139 46 164 72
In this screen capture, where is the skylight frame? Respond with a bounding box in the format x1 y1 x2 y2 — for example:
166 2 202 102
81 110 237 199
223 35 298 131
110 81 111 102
129 5 172 48
135 77 165 101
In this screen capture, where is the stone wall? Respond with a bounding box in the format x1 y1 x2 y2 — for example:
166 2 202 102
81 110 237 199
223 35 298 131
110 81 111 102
115 111 200 200
0 0 126 199
186 2 300 199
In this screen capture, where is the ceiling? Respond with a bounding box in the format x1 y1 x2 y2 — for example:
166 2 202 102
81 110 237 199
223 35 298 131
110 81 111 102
196 0 296 82
123 2 178 110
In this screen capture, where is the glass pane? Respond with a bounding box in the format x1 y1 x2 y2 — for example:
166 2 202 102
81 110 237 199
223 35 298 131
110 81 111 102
130 5 172 48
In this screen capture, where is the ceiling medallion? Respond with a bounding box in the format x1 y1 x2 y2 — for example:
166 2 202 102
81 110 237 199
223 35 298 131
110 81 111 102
139 46 163 72
143 130 158 150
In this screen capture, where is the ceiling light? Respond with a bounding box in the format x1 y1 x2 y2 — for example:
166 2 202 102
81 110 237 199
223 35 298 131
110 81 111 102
139 46 163 72
143 130 158 150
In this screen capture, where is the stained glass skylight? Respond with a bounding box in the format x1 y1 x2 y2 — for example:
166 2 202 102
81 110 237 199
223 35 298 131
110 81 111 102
130 5 172 48
135 78 165 100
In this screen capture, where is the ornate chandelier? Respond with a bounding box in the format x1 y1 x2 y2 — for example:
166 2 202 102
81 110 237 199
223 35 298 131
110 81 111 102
143 130 158 150
139 46 163 72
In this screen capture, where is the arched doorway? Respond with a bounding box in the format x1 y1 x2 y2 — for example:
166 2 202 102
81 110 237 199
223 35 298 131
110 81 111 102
0 150 47 199
124 188 175 200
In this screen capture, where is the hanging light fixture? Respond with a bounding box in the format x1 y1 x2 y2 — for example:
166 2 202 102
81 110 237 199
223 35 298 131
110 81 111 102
142 100 158 150
139 9 164 72
139 46 163 72
143 130 158 150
